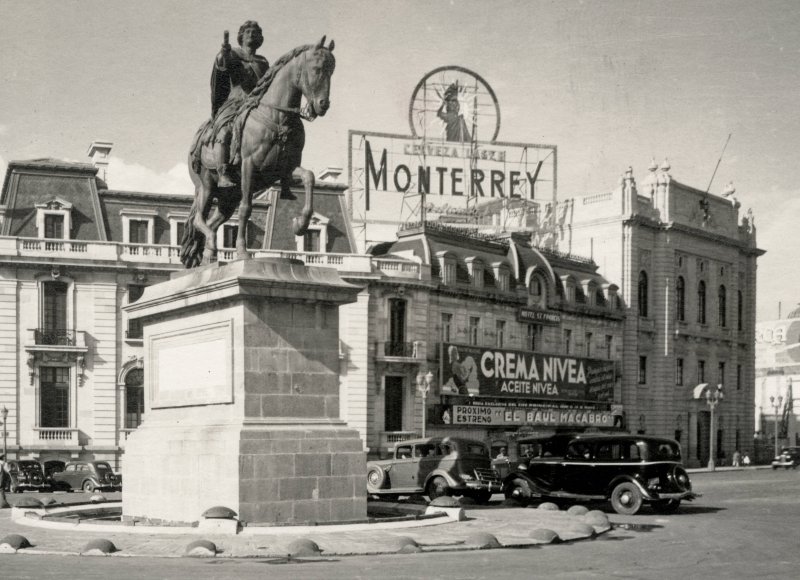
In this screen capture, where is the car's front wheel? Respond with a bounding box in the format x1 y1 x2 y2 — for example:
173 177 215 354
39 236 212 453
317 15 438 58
82 480 95 493
610 482 643 515
366 466 388 492
426 476 450 500
504 478 532 505
651 498 681 514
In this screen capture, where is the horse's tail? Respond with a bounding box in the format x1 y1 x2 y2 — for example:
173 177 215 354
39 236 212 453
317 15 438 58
179 157 206 269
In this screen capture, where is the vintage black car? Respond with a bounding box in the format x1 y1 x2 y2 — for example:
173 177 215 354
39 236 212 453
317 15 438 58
502 433 698 515
51 460 121 492
2 459 50 492
367 436 502 503
771 447 799 469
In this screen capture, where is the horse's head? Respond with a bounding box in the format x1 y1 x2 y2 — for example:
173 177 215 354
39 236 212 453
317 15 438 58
299 36 336 119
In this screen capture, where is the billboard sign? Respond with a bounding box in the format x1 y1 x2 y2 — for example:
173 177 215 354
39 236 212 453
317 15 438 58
348 66 557 246
440 343 615 402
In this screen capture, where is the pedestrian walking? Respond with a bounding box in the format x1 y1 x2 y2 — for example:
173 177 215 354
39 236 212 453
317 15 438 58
0 453 10 508
732 449 741 467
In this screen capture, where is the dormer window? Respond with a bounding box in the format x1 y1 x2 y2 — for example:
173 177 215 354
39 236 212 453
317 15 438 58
220 223 238 249
120 208 157 245
492 262 510 292
436 252 457 286
294 212 330 253
527 271 548 308
560 275 577 303
36 198 73 240
466 258 485 290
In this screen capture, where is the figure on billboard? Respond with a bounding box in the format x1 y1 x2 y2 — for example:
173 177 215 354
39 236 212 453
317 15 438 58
443 345 480 395
437 81 472 143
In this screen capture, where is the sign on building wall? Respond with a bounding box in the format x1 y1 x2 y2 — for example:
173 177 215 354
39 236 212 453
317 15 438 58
440 343 615 402
348 66 557 247
444 404 617 427
517 307 562 325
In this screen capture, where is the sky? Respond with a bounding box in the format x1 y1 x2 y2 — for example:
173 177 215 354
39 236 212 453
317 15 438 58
1 0 798 322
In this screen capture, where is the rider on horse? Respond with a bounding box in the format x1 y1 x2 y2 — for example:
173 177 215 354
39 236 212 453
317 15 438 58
197 21 270 187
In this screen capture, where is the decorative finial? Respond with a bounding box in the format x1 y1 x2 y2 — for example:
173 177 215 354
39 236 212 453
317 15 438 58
721 181 736 197
625 166 634 179
648 158 658 172
660 158 671 172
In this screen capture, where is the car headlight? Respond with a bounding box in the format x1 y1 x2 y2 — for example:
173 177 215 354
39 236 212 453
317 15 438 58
517 463 527 471
459 473 474 481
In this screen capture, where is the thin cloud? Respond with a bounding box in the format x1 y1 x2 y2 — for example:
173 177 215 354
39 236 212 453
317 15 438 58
107 157 193 195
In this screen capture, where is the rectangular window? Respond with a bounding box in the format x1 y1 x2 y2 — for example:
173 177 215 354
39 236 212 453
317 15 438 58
222 225 238 249
737 364 742 390
175 221 186 246
676 358 684 386
718 362 726 388
303 229 321 252
44 214 64 239
40 366 70 428
563 329 572 354
469 317 480 346
639 356 647 384
441 313 452 343
698 360 706 383
129 219 149 244
127 285 147 339
387 298 407 356
384 376 404 432
526 324 540 351
585 332 593 357
496 320 506 348
605 335 613 359
43 281 68 332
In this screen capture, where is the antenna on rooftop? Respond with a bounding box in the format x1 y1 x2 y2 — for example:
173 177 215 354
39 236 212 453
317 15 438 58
705 133 732 194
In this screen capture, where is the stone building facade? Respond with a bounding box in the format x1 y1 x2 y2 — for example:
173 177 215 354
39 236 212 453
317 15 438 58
481 161 763 466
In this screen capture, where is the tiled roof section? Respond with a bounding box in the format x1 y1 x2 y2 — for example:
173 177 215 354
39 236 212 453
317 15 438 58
267 187 354 253
99 190 272 247
1 161 106 240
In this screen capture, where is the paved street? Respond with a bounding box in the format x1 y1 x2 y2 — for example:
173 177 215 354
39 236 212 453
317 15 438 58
1 467 799 578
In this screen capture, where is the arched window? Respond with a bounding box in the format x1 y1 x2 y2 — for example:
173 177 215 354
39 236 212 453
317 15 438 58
124 368 144 429
676 276 685 321
718 285 727 327
638 271 648 317
697 281 707 324
737 290 743 331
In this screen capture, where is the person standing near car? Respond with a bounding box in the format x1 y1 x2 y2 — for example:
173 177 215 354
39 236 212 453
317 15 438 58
732 449 741 467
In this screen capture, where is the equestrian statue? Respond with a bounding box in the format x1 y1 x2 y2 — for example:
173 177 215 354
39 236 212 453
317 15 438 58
182 21 336 268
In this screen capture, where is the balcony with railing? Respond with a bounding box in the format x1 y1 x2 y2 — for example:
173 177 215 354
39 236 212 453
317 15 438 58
26 328 88 353
379 431 419 453
375 340 427 361
33 427 79 445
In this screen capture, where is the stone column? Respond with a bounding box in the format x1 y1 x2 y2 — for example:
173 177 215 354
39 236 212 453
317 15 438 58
121 258 366 525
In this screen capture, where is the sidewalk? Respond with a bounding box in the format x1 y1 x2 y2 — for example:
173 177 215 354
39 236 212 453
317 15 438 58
0 499 610 558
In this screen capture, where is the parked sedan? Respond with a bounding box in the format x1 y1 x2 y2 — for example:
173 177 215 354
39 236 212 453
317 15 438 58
503 433 699 515
771 448 797 470
2 460 50 492
51 461 121 492
367 436 502 503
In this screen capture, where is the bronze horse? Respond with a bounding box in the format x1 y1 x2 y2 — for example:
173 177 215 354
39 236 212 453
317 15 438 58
181 36 336 268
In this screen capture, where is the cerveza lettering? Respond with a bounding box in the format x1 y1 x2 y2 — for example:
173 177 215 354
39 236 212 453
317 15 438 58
364 140 542 209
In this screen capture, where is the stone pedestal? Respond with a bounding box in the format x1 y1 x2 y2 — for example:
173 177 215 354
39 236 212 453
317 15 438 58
121 258 366 524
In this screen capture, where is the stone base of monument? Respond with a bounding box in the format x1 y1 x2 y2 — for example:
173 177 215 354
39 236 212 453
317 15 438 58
121 258 366 525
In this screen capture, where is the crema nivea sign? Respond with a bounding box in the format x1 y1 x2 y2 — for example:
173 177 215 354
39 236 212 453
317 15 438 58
440 343 615 402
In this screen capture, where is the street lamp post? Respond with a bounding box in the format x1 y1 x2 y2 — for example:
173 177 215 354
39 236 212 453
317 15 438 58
1 406 8 508
769 394 783 460
706 384 724 471
416 371 434 438
1 406 7 460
